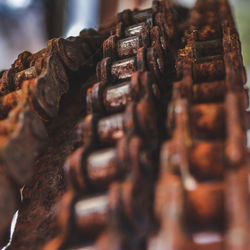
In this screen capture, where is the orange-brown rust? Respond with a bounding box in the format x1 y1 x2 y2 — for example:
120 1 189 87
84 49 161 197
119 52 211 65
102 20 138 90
191 103 225 138
190 141 224 180
193 59 225 83
192 80 226 103
185 182 224 229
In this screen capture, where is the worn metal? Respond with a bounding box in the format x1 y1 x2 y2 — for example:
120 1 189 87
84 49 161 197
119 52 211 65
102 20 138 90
0 27 107 249
1 1 248 250
153 1 249 250
48 1 249 250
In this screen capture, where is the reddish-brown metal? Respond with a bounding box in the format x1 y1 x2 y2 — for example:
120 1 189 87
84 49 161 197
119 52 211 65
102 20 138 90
0 26 107 249
153 1 249 250
1 1 248 250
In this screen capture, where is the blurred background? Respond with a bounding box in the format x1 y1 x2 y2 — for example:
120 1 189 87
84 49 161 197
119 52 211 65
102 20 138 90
0 0 249 86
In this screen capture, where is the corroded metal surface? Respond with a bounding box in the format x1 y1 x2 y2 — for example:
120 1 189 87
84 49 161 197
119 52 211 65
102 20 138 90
44 1 249 249
150 1 249 250
0 27 106 248
0 0 248 250
43 1 179 249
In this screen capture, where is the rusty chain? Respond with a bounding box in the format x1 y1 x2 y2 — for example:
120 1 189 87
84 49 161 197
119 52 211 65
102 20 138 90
0 0 248 249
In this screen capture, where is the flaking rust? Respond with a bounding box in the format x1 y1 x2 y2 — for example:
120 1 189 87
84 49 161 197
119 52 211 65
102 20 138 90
0 29 104 96
0 102 48 185
8 39 106 248
49 0 248 249
0 26 107 248
150 1 249 250
43 1 177 249
0 0 248 250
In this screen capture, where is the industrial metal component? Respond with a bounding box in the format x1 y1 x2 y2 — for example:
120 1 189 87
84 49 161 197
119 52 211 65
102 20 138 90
0 27 106 248
0 1 248 250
